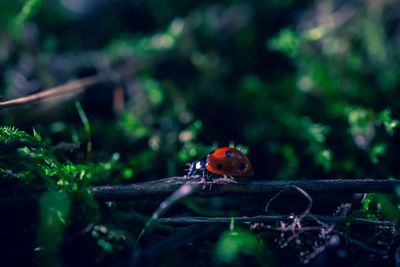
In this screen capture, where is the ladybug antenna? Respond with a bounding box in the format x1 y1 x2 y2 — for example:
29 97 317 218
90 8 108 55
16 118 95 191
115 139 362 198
185 162 194 172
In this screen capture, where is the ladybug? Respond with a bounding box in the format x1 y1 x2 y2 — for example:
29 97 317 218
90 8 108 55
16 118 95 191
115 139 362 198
186 147 254 179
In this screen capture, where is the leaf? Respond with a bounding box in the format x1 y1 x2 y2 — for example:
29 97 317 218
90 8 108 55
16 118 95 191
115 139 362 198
215 229 263 264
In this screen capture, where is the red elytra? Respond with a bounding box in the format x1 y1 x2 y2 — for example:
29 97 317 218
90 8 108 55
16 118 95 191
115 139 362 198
206 147 254 177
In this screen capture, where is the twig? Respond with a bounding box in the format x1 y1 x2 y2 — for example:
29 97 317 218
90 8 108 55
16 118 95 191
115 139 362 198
156 215 395 227
293 186 313 220
2 178 399 208
264 185 319 238
135 184 198 246
155 215 392 258
0 57 162 110
0 75 103 109
90 177 400 201
129 224 218 267
333 230 389 255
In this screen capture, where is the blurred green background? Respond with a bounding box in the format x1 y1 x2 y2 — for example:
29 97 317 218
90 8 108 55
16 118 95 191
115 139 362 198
1 0 400 266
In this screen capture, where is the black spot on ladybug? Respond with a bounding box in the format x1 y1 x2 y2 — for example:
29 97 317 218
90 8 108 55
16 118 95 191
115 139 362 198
239 163 246 171
225 150 232 158
217 163 223 170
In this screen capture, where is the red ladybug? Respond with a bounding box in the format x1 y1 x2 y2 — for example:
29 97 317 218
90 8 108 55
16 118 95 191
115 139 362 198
186 147 254 179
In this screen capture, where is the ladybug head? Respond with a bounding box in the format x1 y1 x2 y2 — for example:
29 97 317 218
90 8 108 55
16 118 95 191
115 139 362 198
185 158 207 177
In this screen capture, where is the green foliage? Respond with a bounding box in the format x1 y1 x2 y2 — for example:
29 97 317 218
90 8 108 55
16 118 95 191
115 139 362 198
268 28 300 56
91 225 127 253
378 109 399 136
75 101 92 154
215 229 265 264
1 1 400 266
0 126 42 144
106 18 184 60
301 117 332 171
37 191 71 267
14 0 43 32
0 125 123 264
360 193 400 220
0 126 118 190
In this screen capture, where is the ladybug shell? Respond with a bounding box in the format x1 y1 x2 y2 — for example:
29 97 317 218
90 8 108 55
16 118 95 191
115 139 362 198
206 147 254 176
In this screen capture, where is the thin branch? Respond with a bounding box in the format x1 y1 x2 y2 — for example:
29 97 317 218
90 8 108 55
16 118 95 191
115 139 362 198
0 58 156 110
156 215 395 227
0 75 103 109
2 177 399 208
293 186 313 220
333 230 389 255
90 177 400 201
135 184 198 246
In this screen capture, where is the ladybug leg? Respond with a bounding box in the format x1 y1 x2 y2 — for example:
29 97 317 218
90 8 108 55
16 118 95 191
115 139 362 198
184 164 190 179
201 171 213 190
184 162 196 179
202 180 213 190
219 174 239 184
197 169 206 183
221 174 235 180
